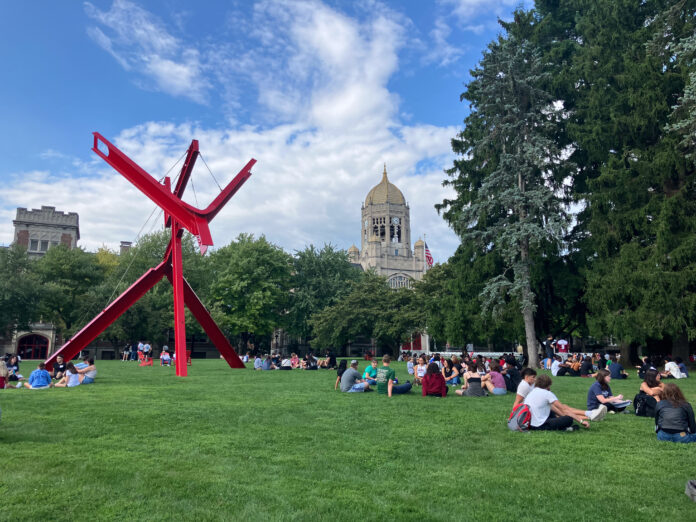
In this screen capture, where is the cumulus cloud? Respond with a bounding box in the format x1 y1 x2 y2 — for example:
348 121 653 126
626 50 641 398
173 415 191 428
1 1 462 262
84 0 210 103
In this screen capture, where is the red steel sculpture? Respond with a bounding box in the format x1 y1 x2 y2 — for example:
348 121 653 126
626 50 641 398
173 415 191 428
45 132 255 376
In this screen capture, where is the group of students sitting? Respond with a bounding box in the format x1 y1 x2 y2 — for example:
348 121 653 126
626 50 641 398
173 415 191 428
511 364 696 442
0 354 97 389
250 351 338 371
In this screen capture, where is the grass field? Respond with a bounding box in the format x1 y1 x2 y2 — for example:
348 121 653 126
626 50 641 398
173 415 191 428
1 359 695 521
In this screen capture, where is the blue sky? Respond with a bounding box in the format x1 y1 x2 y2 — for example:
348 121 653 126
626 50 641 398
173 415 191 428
0 0 531 262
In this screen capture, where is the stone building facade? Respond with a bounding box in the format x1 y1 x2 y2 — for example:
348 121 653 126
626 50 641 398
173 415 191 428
348 165 426 288
13 206 80 259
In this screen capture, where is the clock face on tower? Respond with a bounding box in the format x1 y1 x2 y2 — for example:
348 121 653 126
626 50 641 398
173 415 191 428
391 217 400 225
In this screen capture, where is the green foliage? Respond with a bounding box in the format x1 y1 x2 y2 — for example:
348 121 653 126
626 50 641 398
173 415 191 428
2 360 696 521
0 245 40 334
310 272 423 354
34 244 106 336
208 233 292 344
287 244 362 341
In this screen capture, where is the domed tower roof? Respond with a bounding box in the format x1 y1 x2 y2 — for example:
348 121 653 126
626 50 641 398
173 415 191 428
365 164 405 206
348 244 359 253
414 238 424 247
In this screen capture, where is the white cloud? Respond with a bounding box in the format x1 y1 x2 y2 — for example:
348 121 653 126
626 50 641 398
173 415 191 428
84 0 210 103
1 1 462 262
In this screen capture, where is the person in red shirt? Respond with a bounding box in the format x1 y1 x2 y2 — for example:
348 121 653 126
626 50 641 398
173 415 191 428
422 363 448 397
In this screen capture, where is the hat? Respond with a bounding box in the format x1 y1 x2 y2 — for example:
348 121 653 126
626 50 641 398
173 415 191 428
350 359 358 366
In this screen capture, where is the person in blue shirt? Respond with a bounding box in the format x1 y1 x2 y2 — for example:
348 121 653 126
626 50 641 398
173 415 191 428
676 357 689 378
608 354 628 379
22 362 52 389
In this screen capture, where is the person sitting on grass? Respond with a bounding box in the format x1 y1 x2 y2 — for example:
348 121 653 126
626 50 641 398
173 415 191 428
580 356 596 378
279 356 292 370
608 354 628 379
334 360 348 390
261 355 275 371
676 357 689 378
77 358 97 384
52 355 67 380
363 359 378 385
661 356 685 379
340 360 371 393
502 355 522 392
456 361 486 397
304 353 318 370
481 362 507 395
54 362 81 388
376 355 411 396
422 362 448 397
290 353 300 369
7 355 23 383
639 369 664 400
587 369 631 413
442 358 460 386
513 368 537 407
0 361 10 389
253 354 263 370
22 362 52 389
414 356 427 386
654 383 696 443
160 350 171 366
524 374 598 431
406 355 415 377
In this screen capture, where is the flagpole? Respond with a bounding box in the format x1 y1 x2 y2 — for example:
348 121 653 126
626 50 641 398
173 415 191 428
423 233 427 272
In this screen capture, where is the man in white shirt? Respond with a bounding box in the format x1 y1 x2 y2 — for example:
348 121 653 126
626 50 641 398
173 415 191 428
524 374 605 431
663 357 685 379
513 368 538 407
551 356 562 376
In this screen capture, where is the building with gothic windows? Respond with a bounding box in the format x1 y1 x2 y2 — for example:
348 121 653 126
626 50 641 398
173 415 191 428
348 165 427 288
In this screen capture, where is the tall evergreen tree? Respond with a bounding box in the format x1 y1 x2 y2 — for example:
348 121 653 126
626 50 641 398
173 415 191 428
441 26 571 367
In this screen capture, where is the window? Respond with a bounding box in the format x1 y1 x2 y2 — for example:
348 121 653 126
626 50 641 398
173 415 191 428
40 240 49 251
29 239 39 251
395 249 398 255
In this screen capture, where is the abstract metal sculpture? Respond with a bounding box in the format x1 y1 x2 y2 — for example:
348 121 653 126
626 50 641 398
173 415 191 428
45 132 255 376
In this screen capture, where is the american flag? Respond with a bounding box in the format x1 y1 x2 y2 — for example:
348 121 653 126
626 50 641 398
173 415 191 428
425 242 434 268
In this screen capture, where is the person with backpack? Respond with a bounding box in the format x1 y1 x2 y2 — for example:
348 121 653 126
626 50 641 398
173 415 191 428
655 383 696 443
634 369 662 417
524 375 599 431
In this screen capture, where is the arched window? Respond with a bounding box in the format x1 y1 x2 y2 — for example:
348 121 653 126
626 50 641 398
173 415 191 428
388 274 412 289
17 334 49 360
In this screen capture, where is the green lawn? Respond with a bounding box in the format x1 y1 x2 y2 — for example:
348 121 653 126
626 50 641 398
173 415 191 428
1 359 694 521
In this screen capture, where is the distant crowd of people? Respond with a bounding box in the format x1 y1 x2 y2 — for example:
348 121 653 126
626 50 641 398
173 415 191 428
0 353 97 390
324 350 695 443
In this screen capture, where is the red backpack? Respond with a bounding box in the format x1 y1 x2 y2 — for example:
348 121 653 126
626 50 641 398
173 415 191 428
507 403 532 432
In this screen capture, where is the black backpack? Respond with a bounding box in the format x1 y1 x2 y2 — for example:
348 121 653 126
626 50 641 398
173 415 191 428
633 392 657 417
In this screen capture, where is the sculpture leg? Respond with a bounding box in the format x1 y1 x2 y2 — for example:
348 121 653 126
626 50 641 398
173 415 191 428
180 277 245 369
45 261 168 371
171 225 188 377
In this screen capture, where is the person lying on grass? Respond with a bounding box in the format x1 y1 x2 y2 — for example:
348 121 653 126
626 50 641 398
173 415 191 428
340 360 372 393
524 374 603 431
513 368 537 407
654 383 696 443
587 370 632 413
376 355 411 396
422 362 447 397
54 362 81 388
22 362 52 389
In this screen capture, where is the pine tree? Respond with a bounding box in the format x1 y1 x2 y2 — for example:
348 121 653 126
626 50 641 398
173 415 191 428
441 27 571 367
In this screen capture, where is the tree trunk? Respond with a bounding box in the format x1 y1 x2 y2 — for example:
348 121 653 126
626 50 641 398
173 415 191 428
523 307 538 368
517 238 538 368
619 341 638 366
672 329 689 362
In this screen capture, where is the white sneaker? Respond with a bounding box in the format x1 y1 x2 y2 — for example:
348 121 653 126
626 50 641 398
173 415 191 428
588 405 607 421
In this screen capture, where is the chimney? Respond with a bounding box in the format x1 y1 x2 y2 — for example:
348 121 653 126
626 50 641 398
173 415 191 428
120 241 132 256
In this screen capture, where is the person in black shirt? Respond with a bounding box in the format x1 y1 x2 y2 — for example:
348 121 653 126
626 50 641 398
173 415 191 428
655 383 696 443
52 355 67 380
